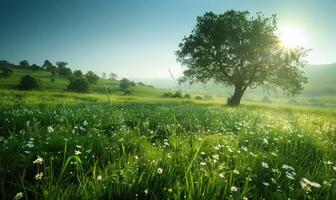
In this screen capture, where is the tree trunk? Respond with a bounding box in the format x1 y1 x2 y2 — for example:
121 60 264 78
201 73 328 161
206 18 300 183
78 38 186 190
228 85 245 106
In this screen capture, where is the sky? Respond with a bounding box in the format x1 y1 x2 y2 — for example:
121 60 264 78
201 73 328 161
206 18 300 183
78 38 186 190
1 0 335 79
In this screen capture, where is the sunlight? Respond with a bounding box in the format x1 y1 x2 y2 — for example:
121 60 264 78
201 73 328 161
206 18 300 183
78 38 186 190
278 26 305 48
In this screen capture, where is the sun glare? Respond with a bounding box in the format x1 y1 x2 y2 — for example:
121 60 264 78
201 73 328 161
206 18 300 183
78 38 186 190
278 26 305 48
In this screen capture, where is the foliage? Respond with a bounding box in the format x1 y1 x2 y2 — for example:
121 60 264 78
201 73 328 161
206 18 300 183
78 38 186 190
17 75 40 90
56 61 72 76
177 10 308 106
162 91 185 98
19 60 30 68
73 70 83 77
119 78 135 95
109 72 118 80
85 71 99 84
0 66 13 77
67 77 90 93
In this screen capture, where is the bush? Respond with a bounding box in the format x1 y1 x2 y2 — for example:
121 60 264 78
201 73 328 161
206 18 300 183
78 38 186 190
195 96 203 100
17 75 40 90
51 78 55 82
119 78 134 95
184 94 191 99
67 77 90 93
162 91 185 98
172 91 182 98
0 66 13 77
162 92 173 97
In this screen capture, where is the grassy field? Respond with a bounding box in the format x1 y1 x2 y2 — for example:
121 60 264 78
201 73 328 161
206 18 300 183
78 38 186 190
0 69 165 97
0 91 335 200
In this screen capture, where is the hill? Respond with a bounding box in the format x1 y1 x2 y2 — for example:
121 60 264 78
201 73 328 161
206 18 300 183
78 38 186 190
0 69 165 97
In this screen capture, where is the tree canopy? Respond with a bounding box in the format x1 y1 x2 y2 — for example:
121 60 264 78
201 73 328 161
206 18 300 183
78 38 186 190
176 10 308 106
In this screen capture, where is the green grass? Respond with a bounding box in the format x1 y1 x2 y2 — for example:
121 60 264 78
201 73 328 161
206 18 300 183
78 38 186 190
0 91 335 200
0 69 165 97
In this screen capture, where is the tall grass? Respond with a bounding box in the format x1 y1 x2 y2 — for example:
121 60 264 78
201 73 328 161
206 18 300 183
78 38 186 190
0 101 335 199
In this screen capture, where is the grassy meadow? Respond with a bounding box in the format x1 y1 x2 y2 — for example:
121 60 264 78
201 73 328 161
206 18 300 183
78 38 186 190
0 90 335 200
0 69 165 97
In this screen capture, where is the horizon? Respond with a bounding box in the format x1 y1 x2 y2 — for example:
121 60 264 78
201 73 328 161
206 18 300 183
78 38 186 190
1 0 336 79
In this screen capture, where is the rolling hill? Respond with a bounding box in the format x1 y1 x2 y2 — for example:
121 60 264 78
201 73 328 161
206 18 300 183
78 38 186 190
0 69 166 97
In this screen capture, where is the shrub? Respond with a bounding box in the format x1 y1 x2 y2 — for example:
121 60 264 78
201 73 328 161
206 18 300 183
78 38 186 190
195 96 203 100
172 91 183 98
0 66 13 77
17 75 40 90
67 77 90 93
184 94 191 99
162 92 173 97
119 78 134 95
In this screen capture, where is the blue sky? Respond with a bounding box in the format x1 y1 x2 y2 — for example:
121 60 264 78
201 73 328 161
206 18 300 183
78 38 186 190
1 0 335 78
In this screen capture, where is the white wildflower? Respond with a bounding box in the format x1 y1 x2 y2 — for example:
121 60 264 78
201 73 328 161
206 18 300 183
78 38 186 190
34 172 43 180
157 167 163 174
262 162 269 168
200 162 206 166
282 164 295 171
230 186 238 192
47 126 54 133
212 154 219 160
263 182 270 187
218 172 225 178
33 155 44 165
75 150 81 155
233 169 240 175
83 120 88 126
97 175 102 181
262 138 268 145
14 192 23 200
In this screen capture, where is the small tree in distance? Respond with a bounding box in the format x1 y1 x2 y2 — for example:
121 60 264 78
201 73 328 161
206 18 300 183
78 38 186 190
17 75 40 90
176 10 308 106
119 78 134 95
67 77 90 93
109 72 118 81
56 61 72 76
0 66 13 77
73 70 83 77
85 71 99 84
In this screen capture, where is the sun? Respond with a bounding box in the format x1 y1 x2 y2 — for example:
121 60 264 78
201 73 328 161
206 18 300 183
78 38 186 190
278 26 305 48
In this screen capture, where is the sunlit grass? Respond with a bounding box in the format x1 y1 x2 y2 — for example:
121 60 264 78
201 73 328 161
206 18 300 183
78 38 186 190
0 98 335 199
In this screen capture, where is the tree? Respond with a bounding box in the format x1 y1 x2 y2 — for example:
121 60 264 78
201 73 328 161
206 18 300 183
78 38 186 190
119 78 134 95
67 77 90 93
0 66 13 77
30 64 41 71
176 10 308 106
17 75 40 90
19 60 30 68
43 60 57 76
0 60 14 68
109 72 118 80
42 60 53 70
73 70 83 77
101 72 107 79
56 61 72 76
85 71 99 84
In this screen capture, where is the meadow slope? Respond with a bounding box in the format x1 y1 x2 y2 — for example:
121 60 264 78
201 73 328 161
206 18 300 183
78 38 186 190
0 94 335 200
